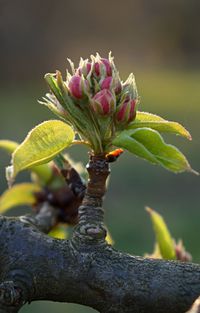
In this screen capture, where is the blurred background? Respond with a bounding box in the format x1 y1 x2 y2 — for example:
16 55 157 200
0 0 200 312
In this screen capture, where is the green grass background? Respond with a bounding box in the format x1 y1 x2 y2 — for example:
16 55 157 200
0 69 199 313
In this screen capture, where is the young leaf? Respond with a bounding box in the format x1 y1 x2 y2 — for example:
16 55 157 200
112 128 195 173
0 139 53 184
31 164 53 186
105 229 114 245
146 207 176 260
39 98 66 120
44 74 65 105
128 111 191 140
0 140 19 154
7 120 75 183
0 183 41 214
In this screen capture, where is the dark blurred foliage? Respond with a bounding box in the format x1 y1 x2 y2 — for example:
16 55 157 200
0 0 200 84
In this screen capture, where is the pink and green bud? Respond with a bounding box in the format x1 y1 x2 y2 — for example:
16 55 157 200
100 77 113 89
68 75 89 99
114 80 122 95
94 58 112 77
175 240 192 262
115 97 137 124
92 89 116 116
77 61 91 77
122 73 138 100
100 77 122 95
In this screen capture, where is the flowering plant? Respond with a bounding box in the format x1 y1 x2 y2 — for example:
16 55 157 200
0 52 197 259
42 52 138 154
5 52 195 182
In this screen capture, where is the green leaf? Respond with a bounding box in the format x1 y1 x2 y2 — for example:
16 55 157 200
44 73 65 105
0 183 41 214
7 120 75 183
146 207 176 260
105 229 114 245
30 164 53 186
39 98 66 120
0 139 53 185
128 111 191 140
112 128 195 173
0 140 19 154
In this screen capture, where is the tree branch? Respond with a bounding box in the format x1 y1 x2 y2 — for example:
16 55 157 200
0 156 199 313
21 202 58 233
0 215 200 313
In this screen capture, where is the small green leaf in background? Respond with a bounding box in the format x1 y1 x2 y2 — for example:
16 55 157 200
146 207 176 260
6 120 75 184
105 229 114 245
30 164 53 186
49 225 68 239
112 128 197 173
0 183 41 214
0 139 53 185
128 111 192 140
0 140 19 154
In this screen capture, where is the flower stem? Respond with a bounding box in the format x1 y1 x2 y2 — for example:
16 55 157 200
72 154 110 246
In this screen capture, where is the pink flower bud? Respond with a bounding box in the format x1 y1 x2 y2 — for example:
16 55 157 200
115 97 137 124
68 75 88 99
77 62 91 77
175 240 192 262
128 99 137 122
100 77 122 95
114 81 122 95
94 58 112 77
92 89 116 116
100 77 113 90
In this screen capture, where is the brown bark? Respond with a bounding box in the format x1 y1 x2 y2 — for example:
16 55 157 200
0 155 200 313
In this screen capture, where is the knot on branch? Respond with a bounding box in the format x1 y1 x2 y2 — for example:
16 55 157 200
0 281 22 307
73 204 107 244
0 269 34 308
78 222 107 240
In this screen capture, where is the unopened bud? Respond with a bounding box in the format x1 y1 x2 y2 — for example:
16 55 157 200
94 58 112 78
122 73 138 100
92 89 116 116
128 99 137 122
100 76 122 95
175 240 192 262
68 75 88 99
100 77 113 89
115 97 137 124
77 61 91 77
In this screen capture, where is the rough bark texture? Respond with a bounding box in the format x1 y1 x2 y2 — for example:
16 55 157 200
0 155 200 313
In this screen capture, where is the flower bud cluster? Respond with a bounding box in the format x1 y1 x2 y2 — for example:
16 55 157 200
65 52 138 125
43 52 139 152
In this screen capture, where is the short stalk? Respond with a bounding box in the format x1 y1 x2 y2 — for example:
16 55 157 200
72 154 110 246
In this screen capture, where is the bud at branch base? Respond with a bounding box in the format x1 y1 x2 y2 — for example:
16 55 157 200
91 89 116 116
